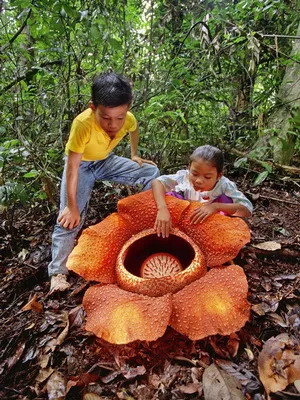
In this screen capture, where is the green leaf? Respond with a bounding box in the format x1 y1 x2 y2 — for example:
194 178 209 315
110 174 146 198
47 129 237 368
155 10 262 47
90 25 101 40
109 38 123 51
102 180 113 187
234 157 248 168
269 136 281 147
3 139 19 149
260 161 272 173
23 169 39 178
253 170 269 186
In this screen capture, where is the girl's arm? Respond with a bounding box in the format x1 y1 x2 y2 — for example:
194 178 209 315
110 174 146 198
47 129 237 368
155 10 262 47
190 202 251 224
58 151 82 229
152 179 172 238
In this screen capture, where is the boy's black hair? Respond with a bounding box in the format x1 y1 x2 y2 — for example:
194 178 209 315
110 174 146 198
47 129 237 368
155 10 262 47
190 145 224 174
91 72 133 107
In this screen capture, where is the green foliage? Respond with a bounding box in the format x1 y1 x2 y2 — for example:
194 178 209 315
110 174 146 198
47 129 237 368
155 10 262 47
0 0 299 206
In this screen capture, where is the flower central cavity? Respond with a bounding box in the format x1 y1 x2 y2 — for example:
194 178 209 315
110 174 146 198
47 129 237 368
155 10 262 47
121 230 196 278
140 252 183 279
115 228 206 297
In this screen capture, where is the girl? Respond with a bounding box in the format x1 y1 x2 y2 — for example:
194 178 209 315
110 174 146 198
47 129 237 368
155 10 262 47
152 145 253 238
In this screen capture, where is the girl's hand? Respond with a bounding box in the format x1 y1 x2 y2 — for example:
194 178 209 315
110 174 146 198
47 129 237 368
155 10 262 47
154 207 172 238
190 203 219 224
58 206 80 229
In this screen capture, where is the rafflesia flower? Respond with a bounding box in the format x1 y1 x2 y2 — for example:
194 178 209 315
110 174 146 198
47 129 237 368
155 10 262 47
67 191 251 344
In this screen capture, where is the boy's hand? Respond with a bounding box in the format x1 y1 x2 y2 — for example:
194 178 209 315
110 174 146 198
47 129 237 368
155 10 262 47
58 206 80 229
190 203 219 224
132 155 157 167
154 207 172 238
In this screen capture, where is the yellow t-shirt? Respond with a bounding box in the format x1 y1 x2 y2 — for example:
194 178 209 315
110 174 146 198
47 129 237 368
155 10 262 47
65 108 137 161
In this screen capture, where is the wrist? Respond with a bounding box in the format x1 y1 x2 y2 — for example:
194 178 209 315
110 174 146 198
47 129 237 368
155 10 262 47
67 203 78 211
157 204 168 211
213 203 220 212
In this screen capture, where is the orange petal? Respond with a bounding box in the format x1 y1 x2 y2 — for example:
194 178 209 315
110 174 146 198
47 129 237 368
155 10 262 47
118 190 190 233
170 265 250 340
83 284 172 344
179 202 251 266
67 213 135 282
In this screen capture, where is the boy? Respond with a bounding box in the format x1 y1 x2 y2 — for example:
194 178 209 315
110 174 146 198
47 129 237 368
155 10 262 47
49 72 159 293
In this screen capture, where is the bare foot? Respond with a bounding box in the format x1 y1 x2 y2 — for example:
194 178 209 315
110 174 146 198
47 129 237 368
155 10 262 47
49 274 70 294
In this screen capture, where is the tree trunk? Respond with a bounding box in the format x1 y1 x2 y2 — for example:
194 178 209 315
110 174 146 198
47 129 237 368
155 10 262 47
255 23 300 165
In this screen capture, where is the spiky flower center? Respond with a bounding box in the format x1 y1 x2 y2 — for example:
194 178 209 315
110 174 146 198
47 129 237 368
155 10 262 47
140 252 183 278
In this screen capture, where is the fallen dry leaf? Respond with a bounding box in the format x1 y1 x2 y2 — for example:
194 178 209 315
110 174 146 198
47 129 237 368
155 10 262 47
56 317 70 346
6 340 26 370
203 363 246 400
68 305 85 328
36 367 55 383
294 379 300 392
22 294 43 313
47 370 66 400
209 334 240 359
258 333 300 398
252 241 281 251
244 348 254 361
148 372 160 388
215 359 261 394
121 365 146 380
83 394 104 400
179 382 202 394
227 333 241 358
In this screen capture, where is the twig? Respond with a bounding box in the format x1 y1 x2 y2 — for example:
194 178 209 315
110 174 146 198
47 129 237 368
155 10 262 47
244 245 300 259
0 9 32 52
1 59 63 93
246 191 299 206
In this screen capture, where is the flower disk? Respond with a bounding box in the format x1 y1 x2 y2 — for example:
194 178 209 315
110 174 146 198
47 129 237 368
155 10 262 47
141 252 183 279
83 284 173 344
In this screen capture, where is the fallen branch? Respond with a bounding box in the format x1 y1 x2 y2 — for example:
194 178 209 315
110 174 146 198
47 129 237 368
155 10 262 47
226 147 300 176
246 192 299 206
243 244 300 259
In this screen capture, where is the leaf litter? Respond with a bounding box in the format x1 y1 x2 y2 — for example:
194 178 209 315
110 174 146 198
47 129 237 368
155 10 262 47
0 178 299 399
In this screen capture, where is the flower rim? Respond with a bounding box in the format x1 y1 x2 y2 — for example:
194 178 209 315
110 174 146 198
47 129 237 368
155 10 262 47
116 228 207 297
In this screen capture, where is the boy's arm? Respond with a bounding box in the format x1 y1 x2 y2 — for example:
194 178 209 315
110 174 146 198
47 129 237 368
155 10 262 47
58 151 83 229
130 127 157 166
152 179 172 238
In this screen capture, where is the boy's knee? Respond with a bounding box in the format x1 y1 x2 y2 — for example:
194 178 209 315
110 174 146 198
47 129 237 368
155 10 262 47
152 165 160 179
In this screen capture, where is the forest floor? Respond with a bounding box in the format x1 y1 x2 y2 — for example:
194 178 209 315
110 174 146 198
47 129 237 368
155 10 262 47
0 165 299 400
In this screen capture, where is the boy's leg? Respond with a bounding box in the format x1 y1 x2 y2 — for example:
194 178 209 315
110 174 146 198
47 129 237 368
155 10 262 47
48 160 95 277
92 154 159 190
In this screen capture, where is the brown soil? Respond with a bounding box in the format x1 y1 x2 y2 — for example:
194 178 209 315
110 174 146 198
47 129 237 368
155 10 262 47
0 171 299 400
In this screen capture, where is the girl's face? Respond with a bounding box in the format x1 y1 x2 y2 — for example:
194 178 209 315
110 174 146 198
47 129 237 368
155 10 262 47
189 159 222 192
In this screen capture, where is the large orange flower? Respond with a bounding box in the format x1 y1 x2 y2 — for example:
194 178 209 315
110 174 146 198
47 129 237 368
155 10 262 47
67 190 251 344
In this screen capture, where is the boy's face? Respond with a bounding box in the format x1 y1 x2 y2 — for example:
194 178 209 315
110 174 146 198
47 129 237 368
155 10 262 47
189 159 222 192
91 104 129 137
